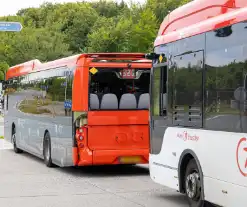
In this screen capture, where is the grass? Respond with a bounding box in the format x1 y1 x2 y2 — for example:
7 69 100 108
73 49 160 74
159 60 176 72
19 105 51 114
18 99 52 115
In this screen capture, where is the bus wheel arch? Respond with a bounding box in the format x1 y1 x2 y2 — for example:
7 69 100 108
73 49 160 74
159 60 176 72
43 130 54 167
178 150 204 202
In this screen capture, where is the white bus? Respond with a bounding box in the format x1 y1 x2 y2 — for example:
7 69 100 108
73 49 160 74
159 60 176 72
148 1 247 207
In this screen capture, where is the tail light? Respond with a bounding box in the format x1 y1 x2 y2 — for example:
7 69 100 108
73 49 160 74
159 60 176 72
73 112 88 166
76 125 87 148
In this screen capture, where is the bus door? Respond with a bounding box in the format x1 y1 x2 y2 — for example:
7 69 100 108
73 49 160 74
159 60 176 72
150 51 204 184
150 62 169 155
150 50 204 152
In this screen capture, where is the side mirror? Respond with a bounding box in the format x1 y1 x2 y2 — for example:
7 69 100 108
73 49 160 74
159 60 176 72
145 53 159 60
145 53 167 64
234 87 246 102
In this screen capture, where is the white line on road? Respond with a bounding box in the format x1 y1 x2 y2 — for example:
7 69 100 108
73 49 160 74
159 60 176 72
206 115 227 120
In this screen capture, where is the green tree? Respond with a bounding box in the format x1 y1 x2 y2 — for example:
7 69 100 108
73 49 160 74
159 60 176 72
146 0 192 23
86 17 117 52
0 61 9 80
0 0 192 68
89 0 128 18
1 27 71 65
87 7 158 53
44 3 99 53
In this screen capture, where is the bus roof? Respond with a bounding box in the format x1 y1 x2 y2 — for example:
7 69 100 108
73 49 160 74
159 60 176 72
158 0 247 37
84 53 148 60
6 53 150 80
155 3 247 47
7 59 41 80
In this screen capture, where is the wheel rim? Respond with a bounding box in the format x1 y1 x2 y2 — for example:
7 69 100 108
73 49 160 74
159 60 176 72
12 134 16 149
185 171 201 201
45 138 50 161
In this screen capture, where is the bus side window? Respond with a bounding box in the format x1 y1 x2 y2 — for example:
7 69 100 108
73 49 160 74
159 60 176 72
152 66 167 117
172 52 203 128
161 67 167 116
205 23 245 133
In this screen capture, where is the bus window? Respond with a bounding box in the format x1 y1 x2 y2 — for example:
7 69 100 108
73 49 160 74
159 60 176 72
89 68 150 110
172 51 203 128
205 24 247 132
151 66 167 117
44 68 73 117
152 67 161 116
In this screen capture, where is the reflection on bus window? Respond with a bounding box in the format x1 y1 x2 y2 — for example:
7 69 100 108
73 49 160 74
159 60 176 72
17 68 73 117
205 22 247 132
152 67 161 116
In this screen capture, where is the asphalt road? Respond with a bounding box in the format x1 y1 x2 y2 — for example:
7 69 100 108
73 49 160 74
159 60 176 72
0 149 189 207
0 92 188 207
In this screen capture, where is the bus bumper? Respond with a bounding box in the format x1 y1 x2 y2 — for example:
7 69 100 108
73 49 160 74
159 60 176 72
76 148 149 166
93 149 149 165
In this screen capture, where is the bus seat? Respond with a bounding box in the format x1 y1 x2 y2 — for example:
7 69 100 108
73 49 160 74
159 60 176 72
138 93 150 109
119 93 137 109
134 92 142 103
97 93 104 103
100 93 118 110
163 93 167 109
90 94 100 109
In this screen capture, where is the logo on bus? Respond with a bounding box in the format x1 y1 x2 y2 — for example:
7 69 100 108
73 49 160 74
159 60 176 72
176 131 199 142
236 137 247 177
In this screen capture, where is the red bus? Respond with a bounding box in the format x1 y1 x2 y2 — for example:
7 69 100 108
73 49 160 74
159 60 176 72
4 53 151 167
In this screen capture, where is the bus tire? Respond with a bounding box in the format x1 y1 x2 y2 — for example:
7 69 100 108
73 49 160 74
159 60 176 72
184 159 204 207
43 132 53 167
12 127 22 154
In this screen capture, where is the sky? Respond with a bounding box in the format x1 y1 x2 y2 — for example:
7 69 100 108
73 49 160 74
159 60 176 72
0 0 145 17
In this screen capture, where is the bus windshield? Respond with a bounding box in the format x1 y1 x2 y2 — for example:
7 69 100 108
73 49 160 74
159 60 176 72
89 68 150 110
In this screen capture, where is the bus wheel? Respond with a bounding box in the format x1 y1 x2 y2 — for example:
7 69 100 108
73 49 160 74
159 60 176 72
43 133 53 167
12 128 22 153
184 159 204 207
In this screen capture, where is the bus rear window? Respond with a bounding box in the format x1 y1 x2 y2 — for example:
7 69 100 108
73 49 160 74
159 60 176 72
89 68 150 110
